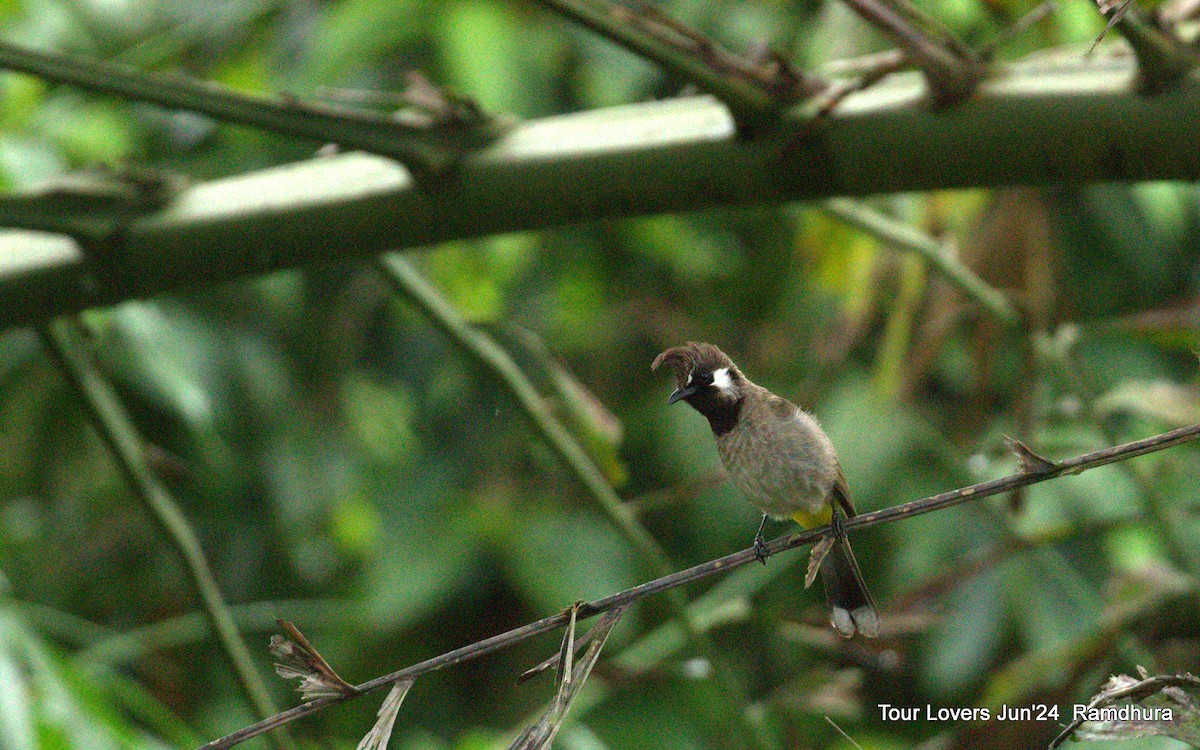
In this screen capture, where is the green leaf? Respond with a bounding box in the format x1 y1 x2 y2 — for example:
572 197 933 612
362 474 482 628
0 605 186 749
1007 547 1102 652
101 303 221 431
628 216 741 284
424 243 506 322
0 135 67 189
42 101 137 165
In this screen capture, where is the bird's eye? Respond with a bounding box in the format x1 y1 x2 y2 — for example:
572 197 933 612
696 370 713 385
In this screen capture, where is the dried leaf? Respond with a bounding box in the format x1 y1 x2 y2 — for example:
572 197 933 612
392 72 489 130
518 603 622 684
271 619 357 700
557 603 580 688
1003 436 1057 475
1050 670 1200 748
806 535 837 589
355 680 414 750
510 604 629 750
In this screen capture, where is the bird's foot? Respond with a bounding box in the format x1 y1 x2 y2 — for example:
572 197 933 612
753 533 770 565
830 513 847 542
752 514 771 564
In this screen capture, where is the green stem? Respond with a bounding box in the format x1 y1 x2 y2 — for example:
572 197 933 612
530 0 790 125
380 255 669 575
824 198 1021 327
40 318 294 750
71 600 354 667
0 40 489 174
1109 7 1197 94
874 251 926 396
5 64 1200 331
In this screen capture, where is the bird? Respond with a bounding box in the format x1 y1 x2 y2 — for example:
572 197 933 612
652 342 879 638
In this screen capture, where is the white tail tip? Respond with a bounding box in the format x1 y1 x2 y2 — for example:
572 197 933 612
830 606 880 638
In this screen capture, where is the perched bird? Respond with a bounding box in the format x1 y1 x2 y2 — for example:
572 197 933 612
653 342 879 638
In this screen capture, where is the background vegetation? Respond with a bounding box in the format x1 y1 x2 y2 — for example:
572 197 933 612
0 0 1198 749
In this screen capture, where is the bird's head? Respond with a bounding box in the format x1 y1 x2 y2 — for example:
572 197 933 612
652 342 745 412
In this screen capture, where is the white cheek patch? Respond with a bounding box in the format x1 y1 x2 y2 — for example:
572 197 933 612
711 367 734 393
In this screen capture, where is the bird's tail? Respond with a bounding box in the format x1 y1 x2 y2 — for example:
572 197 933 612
820 533 879 638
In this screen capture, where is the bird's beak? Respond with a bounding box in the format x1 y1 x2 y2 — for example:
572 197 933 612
667 385 697 405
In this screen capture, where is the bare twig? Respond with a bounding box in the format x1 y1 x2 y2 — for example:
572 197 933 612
1090 0 1138 51
509 603 628 749
271 620 358 700
816 0 1052 114
824 716 866 749
40 318 294 750
980 2 1057 59
199 420 1200 750
531 0 821 126
808 51 907 118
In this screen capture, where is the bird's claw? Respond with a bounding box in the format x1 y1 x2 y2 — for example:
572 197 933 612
753 533 770 565
830 514 846 541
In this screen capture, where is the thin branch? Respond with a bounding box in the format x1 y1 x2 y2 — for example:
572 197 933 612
39 318 295 750
980 2 1058 59
836 0 984 105
0 166 182 238
199 420 1200 750
0 41 507 176
824 716 866 750
530 0 818 126
821 198 1021 327
844 424 1200 529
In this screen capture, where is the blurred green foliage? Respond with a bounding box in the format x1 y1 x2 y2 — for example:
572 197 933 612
0 0 1199 749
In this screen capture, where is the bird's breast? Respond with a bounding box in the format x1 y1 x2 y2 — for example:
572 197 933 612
716 418 835 519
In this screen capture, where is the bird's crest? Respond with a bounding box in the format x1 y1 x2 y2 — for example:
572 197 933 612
652 342 735 389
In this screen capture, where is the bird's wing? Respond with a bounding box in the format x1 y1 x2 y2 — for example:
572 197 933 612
831 465 858 518
767 392 859 518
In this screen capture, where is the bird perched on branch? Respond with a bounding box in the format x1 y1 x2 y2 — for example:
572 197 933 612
653 342 879 638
